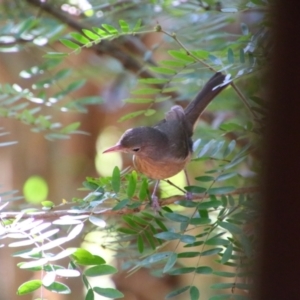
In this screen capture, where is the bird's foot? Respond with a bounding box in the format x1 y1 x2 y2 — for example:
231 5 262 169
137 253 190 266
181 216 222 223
151 195 161 212
185 191 193 201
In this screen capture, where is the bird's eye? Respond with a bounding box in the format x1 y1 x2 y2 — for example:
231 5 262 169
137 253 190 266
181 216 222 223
132 147 140 152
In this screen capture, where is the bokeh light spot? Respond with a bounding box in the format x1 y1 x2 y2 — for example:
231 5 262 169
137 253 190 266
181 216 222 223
23 175 48 204
96 126 123 177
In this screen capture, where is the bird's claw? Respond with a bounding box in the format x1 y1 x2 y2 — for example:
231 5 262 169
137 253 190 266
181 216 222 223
151 195 161 212
185 191 193 201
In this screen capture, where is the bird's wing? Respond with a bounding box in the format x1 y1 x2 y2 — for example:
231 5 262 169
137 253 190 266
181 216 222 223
155 105 193 160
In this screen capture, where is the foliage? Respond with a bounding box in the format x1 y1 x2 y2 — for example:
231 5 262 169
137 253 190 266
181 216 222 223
0 0 267 299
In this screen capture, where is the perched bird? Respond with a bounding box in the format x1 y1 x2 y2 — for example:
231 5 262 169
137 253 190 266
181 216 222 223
103 72 229 208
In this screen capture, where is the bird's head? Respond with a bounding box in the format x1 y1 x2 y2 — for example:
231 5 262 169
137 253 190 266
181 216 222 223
103 127 167 158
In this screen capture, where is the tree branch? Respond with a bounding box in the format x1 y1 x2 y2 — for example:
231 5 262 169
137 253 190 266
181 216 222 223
25 0 155 78
1 186 259 220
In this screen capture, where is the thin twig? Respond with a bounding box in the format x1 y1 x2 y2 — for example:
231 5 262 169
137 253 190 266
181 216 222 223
1 186 259 220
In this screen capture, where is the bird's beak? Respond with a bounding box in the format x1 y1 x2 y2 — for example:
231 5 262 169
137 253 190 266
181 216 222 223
103 143 124 154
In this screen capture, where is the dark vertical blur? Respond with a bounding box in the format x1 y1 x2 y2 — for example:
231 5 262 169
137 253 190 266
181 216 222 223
257 0 300 298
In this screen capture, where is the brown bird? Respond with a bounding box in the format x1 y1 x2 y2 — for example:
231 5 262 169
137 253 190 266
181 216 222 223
103 72 229 209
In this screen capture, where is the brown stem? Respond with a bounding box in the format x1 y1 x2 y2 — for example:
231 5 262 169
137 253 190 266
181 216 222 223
1 186 259 220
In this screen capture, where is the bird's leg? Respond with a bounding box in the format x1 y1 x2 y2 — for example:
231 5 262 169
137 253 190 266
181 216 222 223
151 180 160 211
165 179 186 193
184 169 193 200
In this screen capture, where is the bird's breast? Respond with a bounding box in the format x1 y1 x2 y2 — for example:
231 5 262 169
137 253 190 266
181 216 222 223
133 154 191 180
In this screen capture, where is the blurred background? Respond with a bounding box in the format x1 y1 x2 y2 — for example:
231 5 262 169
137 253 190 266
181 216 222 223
0 0 266 299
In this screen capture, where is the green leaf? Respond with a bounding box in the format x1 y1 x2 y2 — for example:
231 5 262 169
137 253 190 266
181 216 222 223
169 267 195 275
197 139 216 157
228 195 235 206
164 212 189 223
43 52 67 59
211 282 251 290
117 227 137 234
191 50 210 59
45 282 71 294
127 171 137 198
163 252 177 273
184 186 206 193
241 23 249 35
201 248 222 256
154 218 168 231
240 48 245 63
82 29 100 40
211 140 226 157
118 110 146 122
119 20 129 32
199 209 208 218
178 252 200 258
84 265 117 277
93 287 124 298
122 215 137 228
227 48 234 63
139 252 171 266
165 286 190 299
138 78 169 84
41 200 54 208
208 186 235 195
60 122 81 134
160 60 186 67
60 39 81 50
149 66 177 75
209 294 249 300
198 200 222 209
213 271 236 277
137 235 144 253
89 216 106 227
70 32 90 45
195 266 213 274
17 280 42 295
65 79 86 93
112 199 129 211
102 24 118 34
180 235 196 244
221 243 233 263
85 288 94 300
218 221 242 235
205 237 229 246
208 54 222 65
72 248 105 265
124 97 153 104
220 123 244 132
183 241 204 248
144 230 156 249
45 133 68 141
144 109 156 116
177 200 198 207
131 215 148 226
92 27 107 36
168 50 195 62
195 175 214 182
155 95 171 102
112 166 121 193
16 17 38 36
139 178 148 200
223 156 246 170
215 172 237 182
133 19 142 31
190 217 211 225
154 231 181 241
131 88 161 95
54 68 72 81
190 286 200 300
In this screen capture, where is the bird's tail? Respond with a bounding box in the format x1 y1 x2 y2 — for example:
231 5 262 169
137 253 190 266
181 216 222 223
184 72 229 127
